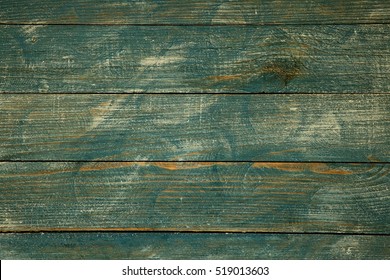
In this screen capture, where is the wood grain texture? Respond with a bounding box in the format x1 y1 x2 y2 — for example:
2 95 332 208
1 1 389 261
0 162 388 233
1 25 390 93
0 94 388 162
1 0 389 25
1 232 389 259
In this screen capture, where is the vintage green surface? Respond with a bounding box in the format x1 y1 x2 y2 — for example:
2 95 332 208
0 94 388 162
1 233 389 260
0 0 389 260
1 0 389 25
1 25 390 93
0 162 388 233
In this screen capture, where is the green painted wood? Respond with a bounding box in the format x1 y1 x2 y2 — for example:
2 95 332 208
0 162 388 233
0 94 388 162
1 25 390 93
1 0 389 25
1 232 388 259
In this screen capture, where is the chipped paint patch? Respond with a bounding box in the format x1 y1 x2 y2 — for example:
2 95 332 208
298 113 341 144
140 55 184 67
21 25 46 43
88 96 127 130
330 236 363 259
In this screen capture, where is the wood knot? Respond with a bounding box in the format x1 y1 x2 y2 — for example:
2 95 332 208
261 58 304 86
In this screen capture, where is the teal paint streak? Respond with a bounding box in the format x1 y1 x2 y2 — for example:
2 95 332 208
1 25 390 93
0 0 390 25
0 94 388 161
0 232 389 259
0 162 388 233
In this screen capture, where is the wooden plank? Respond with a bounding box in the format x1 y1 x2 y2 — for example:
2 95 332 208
1 232 388 259
1 0 390 25
0 162 388 233
0 94 388 162
1 25 390 93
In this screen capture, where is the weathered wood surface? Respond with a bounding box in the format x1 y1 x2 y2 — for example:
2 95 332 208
1 232 389 260
1 25 390 93
0 94 388 162
1 162 388 233
1 0 390 25
1 0 389 261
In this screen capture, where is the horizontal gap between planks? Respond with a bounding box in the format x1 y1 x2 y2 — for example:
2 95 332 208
1 160 389 164
1 23 390 27
1 228 389 236
1 92 390 95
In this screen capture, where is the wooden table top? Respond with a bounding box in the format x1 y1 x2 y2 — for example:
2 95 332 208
0 0 389 260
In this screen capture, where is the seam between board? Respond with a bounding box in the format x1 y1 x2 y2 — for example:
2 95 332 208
1 22 390 26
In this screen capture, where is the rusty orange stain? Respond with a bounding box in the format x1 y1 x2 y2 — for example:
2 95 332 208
367 155 381 162
79 161 236 172
208 74 242 82
79 162 144 172
153 162 233 170
252 162 353 175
